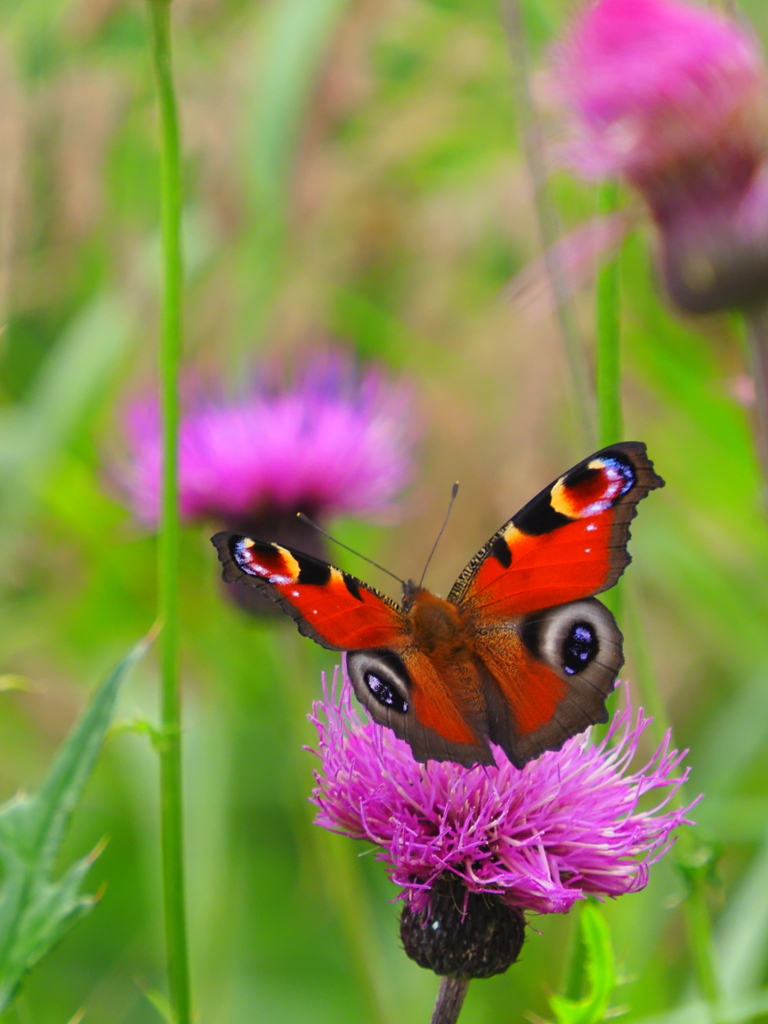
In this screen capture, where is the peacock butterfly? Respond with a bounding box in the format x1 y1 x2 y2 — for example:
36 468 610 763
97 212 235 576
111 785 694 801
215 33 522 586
212 442 663 768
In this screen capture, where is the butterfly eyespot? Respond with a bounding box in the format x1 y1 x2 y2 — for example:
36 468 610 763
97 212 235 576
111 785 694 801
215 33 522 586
601 455 635 496
365 672 409 713
562 621 598 676
347 649 412 721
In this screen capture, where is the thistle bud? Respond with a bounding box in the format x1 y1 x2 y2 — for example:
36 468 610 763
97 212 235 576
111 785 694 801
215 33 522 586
400 876 525 980
557 0 768 313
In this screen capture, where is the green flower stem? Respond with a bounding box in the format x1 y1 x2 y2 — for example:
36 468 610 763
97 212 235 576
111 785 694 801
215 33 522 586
562 908 588 1001
743 307 768 498
430 977 469 1024
146 1 191 1021
625 589 720 1003
684 839 720 999
624 588 671 743
498 0 595 448
596 180 622 621
596 181 622 449
592 183 719 1001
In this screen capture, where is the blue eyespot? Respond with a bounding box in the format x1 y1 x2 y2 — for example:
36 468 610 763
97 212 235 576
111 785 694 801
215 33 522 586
562 622 598 675
365 672 409 713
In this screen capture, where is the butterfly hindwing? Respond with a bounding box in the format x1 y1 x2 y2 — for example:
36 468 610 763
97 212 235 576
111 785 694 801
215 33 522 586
449 442 664 618
212 532 405 651
474 598 623 767
346 646 495 766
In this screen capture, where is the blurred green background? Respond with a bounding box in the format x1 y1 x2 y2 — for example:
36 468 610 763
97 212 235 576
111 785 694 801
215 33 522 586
3 0 768 1020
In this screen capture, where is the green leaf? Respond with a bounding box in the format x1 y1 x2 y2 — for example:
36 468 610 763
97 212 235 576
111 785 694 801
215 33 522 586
0 291 134 568
0 637 150 1011
548 905 619 1024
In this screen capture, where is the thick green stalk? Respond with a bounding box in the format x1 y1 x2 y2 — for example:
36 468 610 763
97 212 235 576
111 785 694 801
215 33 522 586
593 184 719 999
562 909 588 1001
626 591 720 1002
595 181 622 622
596 182 622 449
684 843 720 1003
146 1 191 1021
744 307 768 498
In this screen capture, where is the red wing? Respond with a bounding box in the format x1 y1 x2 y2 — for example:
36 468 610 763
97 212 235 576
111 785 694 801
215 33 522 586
449 442 663 618
212 532 405 651
346 646 495 766
474 599 623 768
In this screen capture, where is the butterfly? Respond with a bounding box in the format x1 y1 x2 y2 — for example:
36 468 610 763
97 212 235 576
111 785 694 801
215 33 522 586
212 442 663 768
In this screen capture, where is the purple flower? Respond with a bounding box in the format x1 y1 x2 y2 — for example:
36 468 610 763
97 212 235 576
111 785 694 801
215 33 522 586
122 351 416 528
555 0 768 313
557 0 765 189
309 673 695 918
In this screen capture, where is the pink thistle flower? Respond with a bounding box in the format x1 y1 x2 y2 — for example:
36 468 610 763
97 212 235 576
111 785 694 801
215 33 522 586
555 0 768 313
310 673 695 919
122 351 416 529
557 0 766 192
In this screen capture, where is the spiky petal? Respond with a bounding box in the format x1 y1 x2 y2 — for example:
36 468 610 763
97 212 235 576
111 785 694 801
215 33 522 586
310 673 696 915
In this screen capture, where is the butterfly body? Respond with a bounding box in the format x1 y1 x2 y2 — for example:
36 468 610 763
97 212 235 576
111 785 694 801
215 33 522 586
213 442 663 768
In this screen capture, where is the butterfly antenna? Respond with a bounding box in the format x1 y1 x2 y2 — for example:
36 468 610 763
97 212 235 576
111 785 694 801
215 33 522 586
296 513 406 587
418 481 459 589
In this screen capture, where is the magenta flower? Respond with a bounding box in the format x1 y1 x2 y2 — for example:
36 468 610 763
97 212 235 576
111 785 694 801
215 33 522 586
310 673 694 919
558 0 765 188
122 351 415 528
556 0 768 313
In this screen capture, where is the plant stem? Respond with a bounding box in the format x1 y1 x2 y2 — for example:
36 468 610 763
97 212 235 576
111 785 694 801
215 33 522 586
682 871 720 1004
497 0 595 448
430 978 470 1024
146 0 191 1021
596 181 622 449
593 181 718 999
562 906 587 1001
625 588 720 1002
743 306 768 499
595 180 623 621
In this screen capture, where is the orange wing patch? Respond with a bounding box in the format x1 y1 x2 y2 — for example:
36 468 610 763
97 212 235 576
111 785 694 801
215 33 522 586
401 647 485 748
474 628 567 736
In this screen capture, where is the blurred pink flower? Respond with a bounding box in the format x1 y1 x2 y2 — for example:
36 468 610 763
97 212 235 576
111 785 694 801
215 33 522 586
122 352 416 528
309 673 696 917
557 0 766 191
555 0 768 312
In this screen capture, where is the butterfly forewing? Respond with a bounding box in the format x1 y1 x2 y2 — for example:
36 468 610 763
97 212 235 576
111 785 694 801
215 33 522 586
212 532 405 650
449 442 663 618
